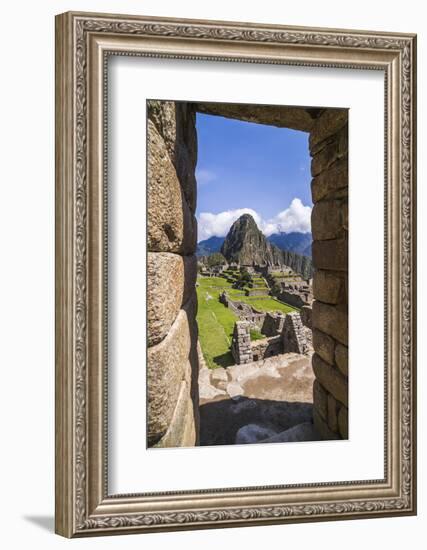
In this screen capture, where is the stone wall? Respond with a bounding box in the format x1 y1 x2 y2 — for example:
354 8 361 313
300 305 312 329
277 289 308 309
309 110 348 440
231 321 252 364
220 292 266 329
282 312 310 355
261 311 286 337
232 312 311 364
251 335 283 361
147 100 200 448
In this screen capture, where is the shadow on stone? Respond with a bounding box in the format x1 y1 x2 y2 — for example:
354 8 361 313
200 396 320 446
212 351 235 368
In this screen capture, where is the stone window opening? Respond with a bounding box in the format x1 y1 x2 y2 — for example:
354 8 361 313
147 100 348 447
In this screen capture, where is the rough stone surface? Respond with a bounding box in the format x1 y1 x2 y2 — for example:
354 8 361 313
300 305 312 329
154 380 196 448
251 335 282 361
147 120 196 254
282 312 309 354
327 393 339 433
312 353 348 407
311 123 348 176
335 343 349 376
309 109 348 150
311 199 346 241
261 311 287 336
201 397 314 446
197 102 317 132
198 370 228 404
237 355 314 403
312 329 335 365
312 238 348 272
231 321 253 364
311 157 348 203
313 380 328 421
174 103 198 211
313 270 344 305
146 100 200 449
210 367 229 391
147 100 177 157
312 300 348 346
277 288 311 309
342 201 349 231
309 116 348 443
235 424 278 444
338 405 349 439
313 407 340 441
147 100 198 211
200 353 319 446
260 422 320 444
226 362 261 383
147 253 197 346
226 381 245 399
147 299 197 445
210 367 229 383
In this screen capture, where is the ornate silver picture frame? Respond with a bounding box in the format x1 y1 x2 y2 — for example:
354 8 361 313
55 11 417 537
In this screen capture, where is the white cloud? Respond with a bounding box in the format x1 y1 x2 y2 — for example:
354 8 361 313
197 198 311 242
195 168 216 185
197 208 262 242
263 198 312 236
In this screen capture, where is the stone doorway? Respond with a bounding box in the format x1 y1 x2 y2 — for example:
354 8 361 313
147 100 348 447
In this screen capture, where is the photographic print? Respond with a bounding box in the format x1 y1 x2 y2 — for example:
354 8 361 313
147 100 348 449
56 12 416 536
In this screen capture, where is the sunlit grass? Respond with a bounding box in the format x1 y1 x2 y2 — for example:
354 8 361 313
196 275 298 368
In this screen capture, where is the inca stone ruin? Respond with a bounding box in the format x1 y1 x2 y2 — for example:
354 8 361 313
147 100 348 447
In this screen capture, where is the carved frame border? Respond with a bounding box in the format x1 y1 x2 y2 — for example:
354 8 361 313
55 11 416 537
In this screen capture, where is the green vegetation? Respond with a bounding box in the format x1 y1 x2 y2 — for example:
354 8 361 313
250 278 268 290
198 276 231 288
196 274 298 368
271 282 281 294
196 277 237 369
234 268 252 289
250 328 264 341
241 296 297 314
270 272 299 282
206 252 227 267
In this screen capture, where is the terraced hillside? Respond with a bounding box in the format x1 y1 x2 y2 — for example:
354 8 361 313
196 275 297 368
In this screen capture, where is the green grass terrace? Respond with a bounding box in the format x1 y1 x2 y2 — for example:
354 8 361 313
196 276 298 368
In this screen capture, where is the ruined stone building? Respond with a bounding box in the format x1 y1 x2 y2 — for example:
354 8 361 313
231 311 312 365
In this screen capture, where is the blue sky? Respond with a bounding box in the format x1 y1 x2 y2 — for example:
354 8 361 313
195 112 312 242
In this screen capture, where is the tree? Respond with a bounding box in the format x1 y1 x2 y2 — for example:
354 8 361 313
271 282 281 296
234 268 252 289
206 252 227 267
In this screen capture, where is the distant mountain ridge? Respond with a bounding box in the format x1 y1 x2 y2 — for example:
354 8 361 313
208 214 313 279
196 235 225 256
197 230 312 260
268 231 312 258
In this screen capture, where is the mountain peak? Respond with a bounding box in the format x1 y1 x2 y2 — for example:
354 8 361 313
238 213 257 224
221 214 282 266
